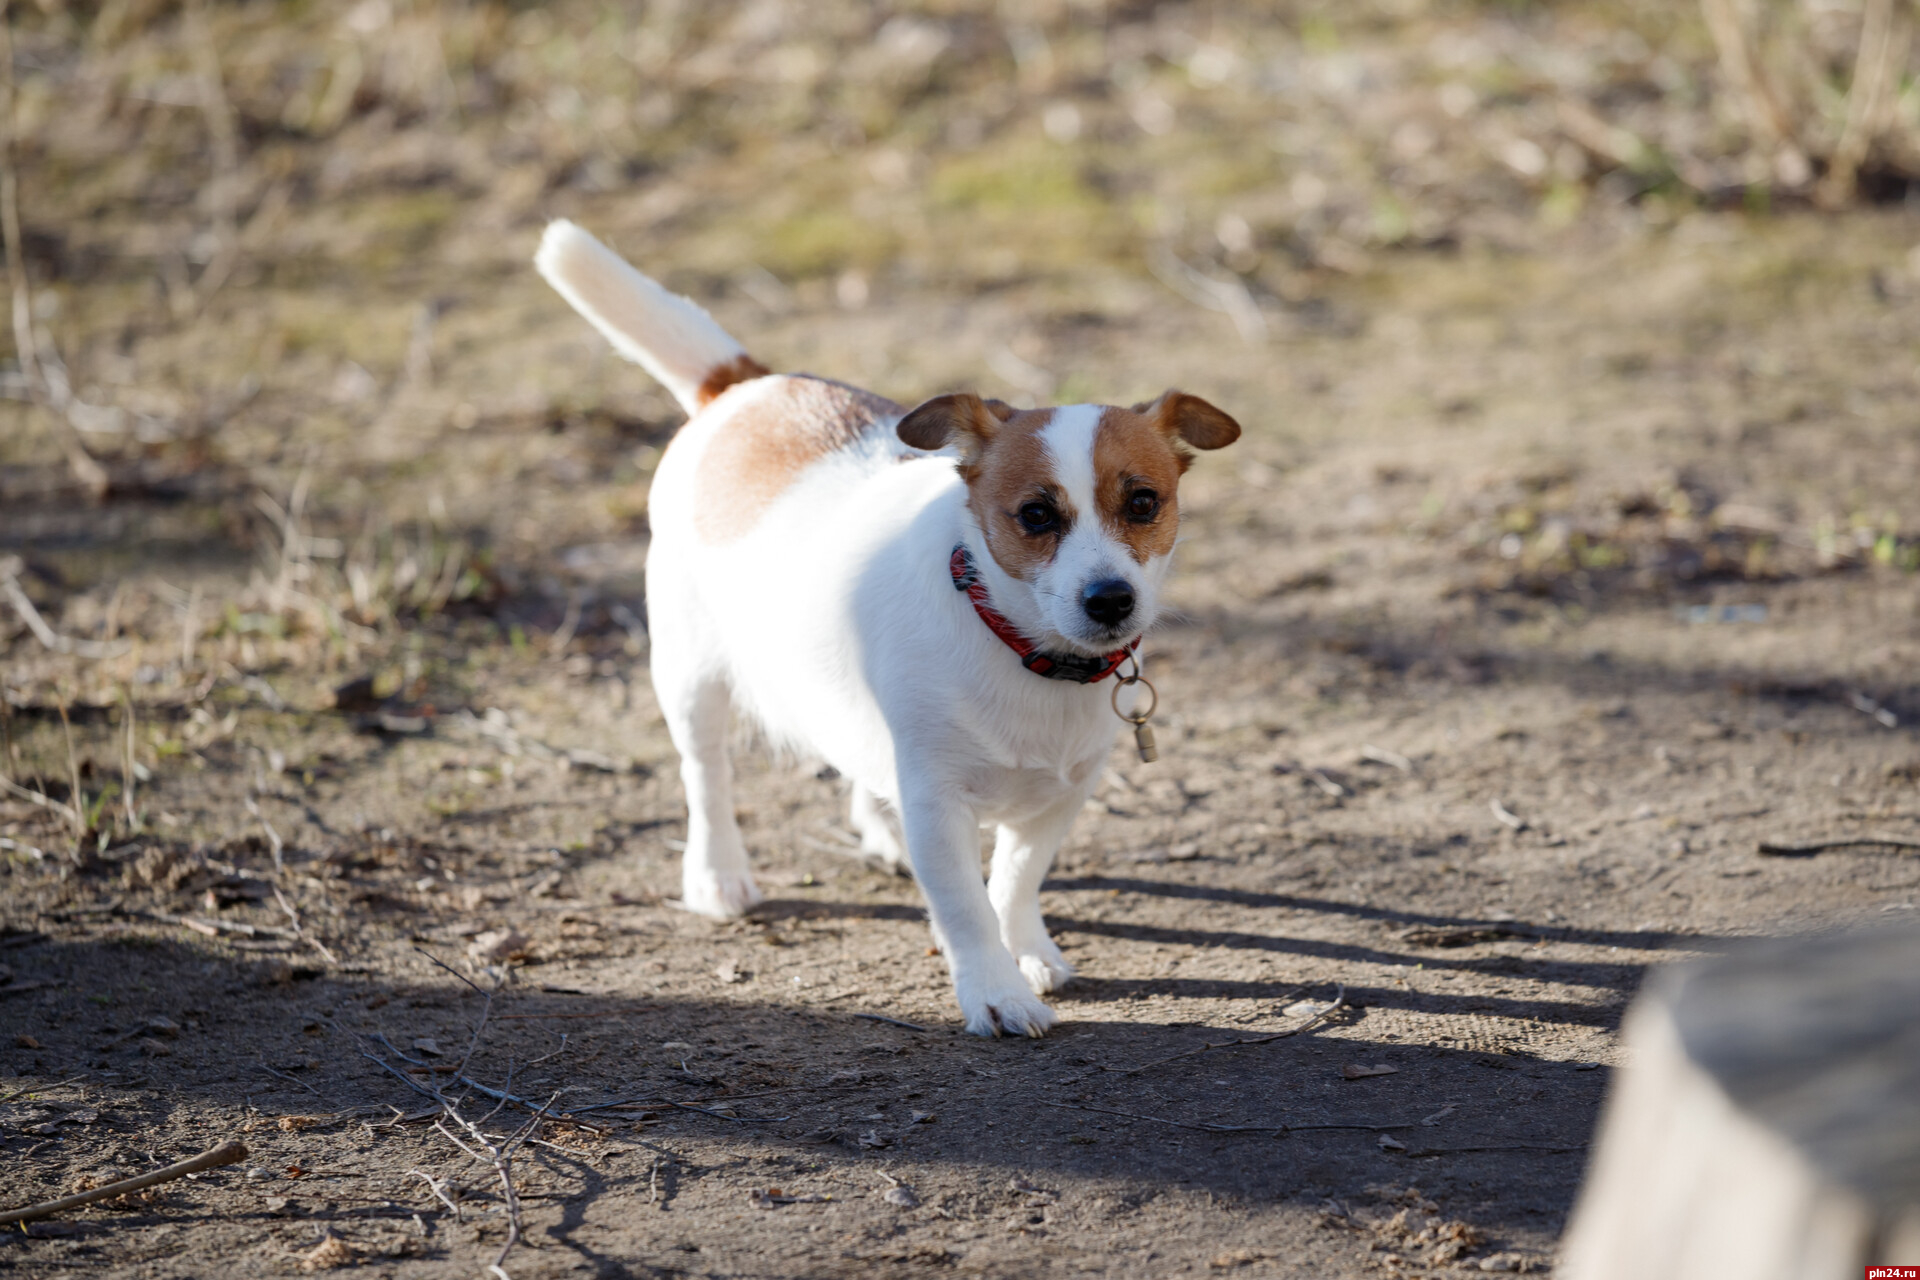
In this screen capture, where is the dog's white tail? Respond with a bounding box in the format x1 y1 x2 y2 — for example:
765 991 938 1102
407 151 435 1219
535 220 767 415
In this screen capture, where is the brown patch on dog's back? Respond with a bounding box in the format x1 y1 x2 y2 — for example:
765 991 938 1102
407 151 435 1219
693 375 900 543
1094 406 1185 564
964 409 1067 582
696 355 772 407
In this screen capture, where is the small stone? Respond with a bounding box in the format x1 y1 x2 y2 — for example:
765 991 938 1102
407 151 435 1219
883 1186 920 1208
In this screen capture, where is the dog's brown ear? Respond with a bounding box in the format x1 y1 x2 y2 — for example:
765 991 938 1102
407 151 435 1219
897 393 1004 452
1133 391 1242 451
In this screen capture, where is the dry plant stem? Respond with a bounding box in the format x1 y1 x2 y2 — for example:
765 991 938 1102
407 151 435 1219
1758 837 1920 857
1820 0 1902 207
272 884 339 965
361 957 543 1280
244 794 285 873
0 772 82 826
54 692 85 844
0 0 107 497
1 569 130 659
120 690 136 832
0 1139 248 1225
432 1099 549 1279
184 10 242 314
1698 0 1805 165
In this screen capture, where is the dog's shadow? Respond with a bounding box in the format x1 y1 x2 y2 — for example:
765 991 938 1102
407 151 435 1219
747 896 924 924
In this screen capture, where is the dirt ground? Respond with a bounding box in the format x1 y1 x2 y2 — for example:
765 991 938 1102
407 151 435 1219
4 3 1920 1278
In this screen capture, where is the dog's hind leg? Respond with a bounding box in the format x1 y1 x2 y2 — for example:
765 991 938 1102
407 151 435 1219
653 654 761 919
848 783 910 877
987 791 1083 995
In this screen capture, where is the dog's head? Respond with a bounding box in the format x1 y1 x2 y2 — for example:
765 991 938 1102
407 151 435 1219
898 392 1240 654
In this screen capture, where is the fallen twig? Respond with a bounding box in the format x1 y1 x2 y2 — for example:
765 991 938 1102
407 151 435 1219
852 1013 929 1032
0 1075 86 1105
0 1139 248 1224
0 771 82 826
257 1058 336 1105
142 909 296 941
244 794 286 874
663 1101 789 1124
432 1105 543 1279
1358 744 1412 772
271 883 338 965
1758 837 1920 857
0 568 128 659
407 1168 462 1222
1147 244 1267 344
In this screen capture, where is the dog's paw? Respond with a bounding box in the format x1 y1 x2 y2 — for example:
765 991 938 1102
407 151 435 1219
954 969 1058 1038
1013 940 1075 994
679 869 763 919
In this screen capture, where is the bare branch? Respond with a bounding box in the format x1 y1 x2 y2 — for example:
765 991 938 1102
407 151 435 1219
0 1140 248 1225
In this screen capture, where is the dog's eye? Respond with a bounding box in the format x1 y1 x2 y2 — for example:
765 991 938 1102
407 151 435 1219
1126 490 1159 522
1017 501 1058 533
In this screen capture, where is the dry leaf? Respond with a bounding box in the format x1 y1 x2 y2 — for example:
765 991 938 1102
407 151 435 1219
300 1233 358 1270
15 1035 41 1049
1343 1063 1400 1079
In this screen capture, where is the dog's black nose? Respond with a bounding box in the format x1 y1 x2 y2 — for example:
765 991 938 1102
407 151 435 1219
1082 579 1134 627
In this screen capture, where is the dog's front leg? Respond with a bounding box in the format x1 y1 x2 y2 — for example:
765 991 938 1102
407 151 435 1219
988 789 1086 995
900 788 1058 1038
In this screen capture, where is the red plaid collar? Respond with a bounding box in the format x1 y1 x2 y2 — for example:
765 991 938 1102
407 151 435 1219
949 544 1136 683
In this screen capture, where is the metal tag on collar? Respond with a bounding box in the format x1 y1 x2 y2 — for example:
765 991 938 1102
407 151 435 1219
1110 654 1159 764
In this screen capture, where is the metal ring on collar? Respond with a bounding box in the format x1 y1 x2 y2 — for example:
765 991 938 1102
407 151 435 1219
1111 672 1157 725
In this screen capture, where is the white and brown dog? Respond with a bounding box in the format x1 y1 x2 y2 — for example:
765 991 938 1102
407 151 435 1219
536 222 1239 1037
